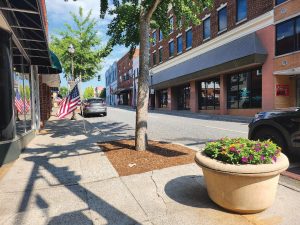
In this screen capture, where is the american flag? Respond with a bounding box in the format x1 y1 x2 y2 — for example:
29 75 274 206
25 99 31 113
15 89 24 114
57 84 81 119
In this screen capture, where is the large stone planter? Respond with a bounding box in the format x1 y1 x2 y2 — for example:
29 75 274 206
195 151 289 214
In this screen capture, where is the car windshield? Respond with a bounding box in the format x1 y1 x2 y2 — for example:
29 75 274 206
87 99 104 103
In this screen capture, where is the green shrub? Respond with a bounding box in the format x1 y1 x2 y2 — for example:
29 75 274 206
204 138 281 165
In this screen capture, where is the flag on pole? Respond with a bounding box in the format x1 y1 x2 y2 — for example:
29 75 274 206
15 89 24 114
57 84 81 119
25 98 31 113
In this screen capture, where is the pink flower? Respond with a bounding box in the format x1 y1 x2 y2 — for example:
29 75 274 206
260 155 265 161
272 156 277 162
249 155 254 161
241 157 248 164
254 147 261 152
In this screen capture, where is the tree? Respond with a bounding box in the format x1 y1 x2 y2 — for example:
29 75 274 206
95 0 213 150
98 0 213 150
83 86 95 99
100 88 106 98
59 86 68 97
50 7 104 82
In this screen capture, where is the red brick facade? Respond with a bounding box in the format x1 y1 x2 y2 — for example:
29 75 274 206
39 77 52 128
150 0 274 67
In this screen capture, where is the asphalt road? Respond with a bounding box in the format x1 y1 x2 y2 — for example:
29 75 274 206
84 107 249 150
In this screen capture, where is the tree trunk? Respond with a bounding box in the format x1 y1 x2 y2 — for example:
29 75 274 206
135 17 150 151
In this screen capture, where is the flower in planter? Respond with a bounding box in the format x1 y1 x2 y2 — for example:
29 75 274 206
204 138 281 165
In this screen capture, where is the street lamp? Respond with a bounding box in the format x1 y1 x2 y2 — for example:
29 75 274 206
68 44 76 120
68 44 75 81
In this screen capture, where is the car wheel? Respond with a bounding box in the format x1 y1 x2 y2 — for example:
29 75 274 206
253 127 288 153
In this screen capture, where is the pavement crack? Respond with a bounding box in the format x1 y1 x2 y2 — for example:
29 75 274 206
150 171 168 213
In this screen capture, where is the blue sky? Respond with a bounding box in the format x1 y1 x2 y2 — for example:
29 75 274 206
45 0 128 92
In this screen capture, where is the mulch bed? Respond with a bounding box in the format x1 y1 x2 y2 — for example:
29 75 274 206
98 139 196 176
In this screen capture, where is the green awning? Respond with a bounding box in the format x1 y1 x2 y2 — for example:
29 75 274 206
37 50 62 74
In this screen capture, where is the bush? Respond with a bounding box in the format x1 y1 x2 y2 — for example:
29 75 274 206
204 138 281 165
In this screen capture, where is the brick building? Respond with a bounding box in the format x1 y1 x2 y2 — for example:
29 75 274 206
149 0 300 116
116 49 139 106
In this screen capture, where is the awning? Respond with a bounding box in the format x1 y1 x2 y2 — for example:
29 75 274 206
38 50 63 74
274 67 300 76
0 0 52 73
152 33 267 89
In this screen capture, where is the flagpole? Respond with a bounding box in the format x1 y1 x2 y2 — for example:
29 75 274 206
79 75 87 133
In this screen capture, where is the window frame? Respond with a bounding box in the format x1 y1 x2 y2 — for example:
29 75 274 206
159 47 163 63
168 40 174 58
203 16 211 41
185 28 193 50
236 0 247 23
177 34 183 54
217 5 228 33
152 51 157 66
169 16 174 34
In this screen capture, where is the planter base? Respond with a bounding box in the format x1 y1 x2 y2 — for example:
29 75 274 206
195 152 289 214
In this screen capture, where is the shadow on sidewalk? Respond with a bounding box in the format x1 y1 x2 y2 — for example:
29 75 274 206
13 118 140 225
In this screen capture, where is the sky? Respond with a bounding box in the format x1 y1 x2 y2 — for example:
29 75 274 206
45 0 128 92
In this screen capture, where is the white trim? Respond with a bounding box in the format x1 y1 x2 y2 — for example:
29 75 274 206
185 26 192 32
152 50 156 53
203 37 210 42
168 38 174 43
217 3 227 11
236 18 247 25
186 46 192 51
151 11 274 75
176 33 182 38
159 46 163 49
152 29 156 33
217 28 227 34
168 14 173 19
202 14 211 21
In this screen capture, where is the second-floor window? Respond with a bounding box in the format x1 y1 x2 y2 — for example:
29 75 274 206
276 0 287 5
159 30 163 41
169 40 174 57
159 48 163 63
177 35 183 54
169 16 174 34
186 29 192 49
237 0 247 22
218 6 227 32
203 17 211 40
276 16 300 56
153 52 157 66
152 31 157 46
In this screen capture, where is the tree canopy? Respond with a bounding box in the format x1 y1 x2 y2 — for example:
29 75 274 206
51 7 104 82
100 0 213 55
83 86 95 99
59 86 68 97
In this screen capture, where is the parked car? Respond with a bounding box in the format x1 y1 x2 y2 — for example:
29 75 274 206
248 108 300 155
81 98 107 117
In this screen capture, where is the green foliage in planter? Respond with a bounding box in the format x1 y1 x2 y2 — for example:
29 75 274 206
204 138 281 165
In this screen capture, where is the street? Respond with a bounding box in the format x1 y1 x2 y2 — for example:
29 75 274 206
84 107 249 149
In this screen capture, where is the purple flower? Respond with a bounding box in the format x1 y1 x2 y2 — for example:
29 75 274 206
254 147 261 152
241 157 248 164
229 147 236 152
249 155 254 161
260 155 265 161
272 156 277 162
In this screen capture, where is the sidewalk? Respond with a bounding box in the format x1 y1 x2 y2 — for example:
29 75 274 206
0 115 299 225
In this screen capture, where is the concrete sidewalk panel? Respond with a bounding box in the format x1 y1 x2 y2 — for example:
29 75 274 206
84 177 147 225
79 152 118 183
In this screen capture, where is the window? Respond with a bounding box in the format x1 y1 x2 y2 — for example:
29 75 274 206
159 29 163 41
236 0 247 22
152 52 157 66
198 78 220 110
276 16 300 56
218 6 227 32
159 89 168 108
227 69 262 109
169 16 174 33
276 0 287 5
159 48 163 63
186 29 192 49
152 31 157 46
169 41 174 57
177 35 183 53
203 17 211 40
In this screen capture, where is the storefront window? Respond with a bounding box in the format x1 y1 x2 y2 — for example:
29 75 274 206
199 78 220 110
177 84 190 110
159 89 168 108
227 68 262 109
14 58 32 135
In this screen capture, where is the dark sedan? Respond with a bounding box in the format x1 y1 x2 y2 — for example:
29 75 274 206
249 108 300 155
81 98 107 117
